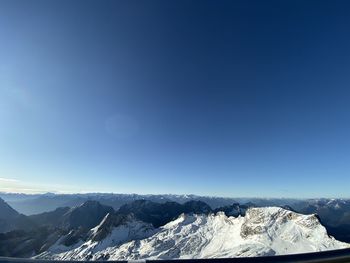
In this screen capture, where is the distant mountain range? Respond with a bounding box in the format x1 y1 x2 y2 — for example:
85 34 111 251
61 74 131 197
0 193 350 259
0 192 301 215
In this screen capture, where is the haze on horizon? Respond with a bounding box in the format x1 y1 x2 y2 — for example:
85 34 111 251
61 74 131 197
1 0 350 198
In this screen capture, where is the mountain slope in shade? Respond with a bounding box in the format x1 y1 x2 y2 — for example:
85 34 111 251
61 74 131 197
60 200 114 230
118 200 212 227
0 197 36 233
0 197 19 219
37 213 155 260
36 207 349 260
28 207 71 227
213 203 253 217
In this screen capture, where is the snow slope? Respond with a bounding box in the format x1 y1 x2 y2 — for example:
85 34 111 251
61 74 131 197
38 214 155 260
36 207 349 260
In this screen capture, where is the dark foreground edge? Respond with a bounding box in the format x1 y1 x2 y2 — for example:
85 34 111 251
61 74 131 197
1 249 350 263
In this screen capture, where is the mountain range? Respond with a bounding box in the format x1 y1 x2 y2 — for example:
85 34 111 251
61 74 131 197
0 194 350 260
37 207 348 260
2 192 349 243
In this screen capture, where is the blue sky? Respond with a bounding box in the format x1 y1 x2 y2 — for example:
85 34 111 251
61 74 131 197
1 0 350 197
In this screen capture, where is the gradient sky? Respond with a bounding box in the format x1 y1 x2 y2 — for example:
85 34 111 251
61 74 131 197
1 0 350 197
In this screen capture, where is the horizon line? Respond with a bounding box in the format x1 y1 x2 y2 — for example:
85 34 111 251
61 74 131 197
0 191 349 200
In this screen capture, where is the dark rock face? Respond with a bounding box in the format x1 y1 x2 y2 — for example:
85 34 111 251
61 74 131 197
0 198 36 233
27 200 114 231
89 213 137 242
182 200 212 214
326 224 350 243
61 200 114 230
0 198 19 219
60 227 87 247
118 200 184 227
89 213 114 242
214 203 252 217
118 200 213 227
0 227 64 257
29 207 70 227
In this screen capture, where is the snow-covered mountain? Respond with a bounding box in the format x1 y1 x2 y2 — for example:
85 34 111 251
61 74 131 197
3 192 350 243
36 207 349 261
37 213 156 260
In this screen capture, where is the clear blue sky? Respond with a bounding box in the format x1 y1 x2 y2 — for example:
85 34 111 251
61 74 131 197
1 0 350 197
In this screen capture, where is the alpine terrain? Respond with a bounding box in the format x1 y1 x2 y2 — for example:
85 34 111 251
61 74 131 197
36 207 349 260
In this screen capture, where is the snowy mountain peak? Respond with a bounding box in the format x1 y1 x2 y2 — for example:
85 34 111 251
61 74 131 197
89 212 153 242
241 207 322 241
37 206 349 261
